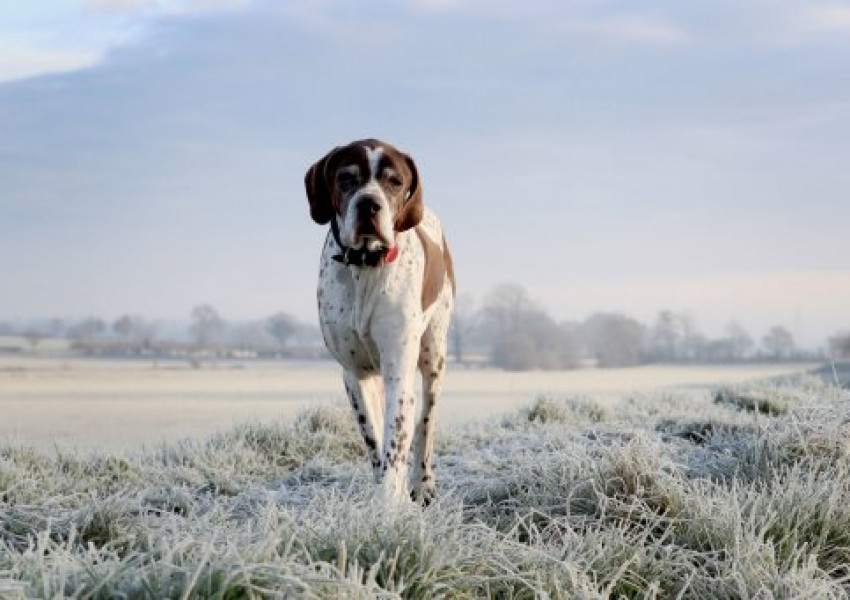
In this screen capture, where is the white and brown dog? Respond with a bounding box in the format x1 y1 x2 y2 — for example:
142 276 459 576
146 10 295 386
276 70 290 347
304 139 455 503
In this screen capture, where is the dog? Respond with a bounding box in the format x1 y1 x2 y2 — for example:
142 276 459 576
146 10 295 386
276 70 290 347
304 138 455 503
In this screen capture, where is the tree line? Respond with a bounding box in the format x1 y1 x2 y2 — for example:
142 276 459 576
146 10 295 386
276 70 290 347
0 305 322 360
2 287 848 369
451 284 847 369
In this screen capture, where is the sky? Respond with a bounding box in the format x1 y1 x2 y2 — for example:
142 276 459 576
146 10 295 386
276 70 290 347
1 0 849 348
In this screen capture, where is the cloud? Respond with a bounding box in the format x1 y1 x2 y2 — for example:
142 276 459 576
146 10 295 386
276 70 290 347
84 0 154 15
806 3 850 31
412 0 467 10
0 44 99 82
0 0 256 83
732 1 850 45
85 0 251 15
171 0 253 15
84 0 252 18
0 0 847 345
407 1 691 46
567 14 691 46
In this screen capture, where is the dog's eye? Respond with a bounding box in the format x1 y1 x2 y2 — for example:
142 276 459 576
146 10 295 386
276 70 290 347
337 172 358 191
384 174 403 189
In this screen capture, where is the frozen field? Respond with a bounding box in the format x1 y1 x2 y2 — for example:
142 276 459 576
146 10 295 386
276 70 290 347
2 368 848 596
0 357 815 450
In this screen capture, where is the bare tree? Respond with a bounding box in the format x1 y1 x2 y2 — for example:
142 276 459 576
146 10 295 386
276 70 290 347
113 315 135 340
679 312 705 362
482 285 535 370
490 316 580 371
66 318 106 345
22 329 46 353
724 320 754 361
47 318 66 338
581 312 645 368
266 312 298 351
481 284 530 340
232 321 270 352
189 304 225 351
449 294 477 365
703 339 735 363
481 284 580 370
829 331 850 359
647 310 682 362
762 326 795 360
113 314 158 351
554 321 582 368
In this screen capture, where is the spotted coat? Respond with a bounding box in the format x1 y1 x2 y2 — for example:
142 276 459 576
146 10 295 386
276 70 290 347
306 139 455 504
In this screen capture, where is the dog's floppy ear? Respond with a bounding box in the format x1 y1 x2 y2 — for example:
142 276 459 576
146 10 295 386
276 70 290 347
304 147 340 225
395 152 424 232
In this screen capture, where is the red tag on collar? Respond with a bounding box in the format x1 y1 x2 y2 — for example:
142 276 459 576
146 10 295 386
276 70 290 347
383 244 399 264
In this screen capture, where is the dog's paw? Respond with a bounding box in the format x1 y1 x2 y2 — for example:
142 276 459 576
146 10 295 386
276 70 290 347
410 481 436 507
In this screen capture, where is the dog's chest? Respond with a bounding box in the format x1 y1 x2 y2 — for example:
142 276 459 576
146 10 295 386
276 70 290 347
317 232 426 370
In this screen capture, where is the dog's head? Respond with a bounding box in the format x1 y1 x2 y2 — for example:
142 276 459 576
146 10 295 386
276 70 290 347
304 139 423 251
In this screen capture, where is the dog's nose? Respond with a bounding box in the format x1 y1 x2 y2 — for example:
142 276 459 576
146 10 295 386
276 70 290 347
358 197 381 217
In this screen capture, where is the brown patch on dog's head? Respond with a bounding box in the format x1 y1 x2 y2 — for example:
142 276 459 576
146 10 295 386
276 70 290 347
304 146 342 225
393 151 423 232
303 139 424 234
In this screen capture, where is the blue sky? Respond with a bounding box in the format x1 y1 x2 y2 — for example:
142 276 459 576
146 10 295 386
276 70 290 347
1 0 849 347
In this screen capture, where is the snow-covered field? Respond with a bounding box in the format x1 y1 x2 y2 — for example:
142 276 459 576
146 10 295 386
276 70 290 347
1 366 848 597
0 357 815 450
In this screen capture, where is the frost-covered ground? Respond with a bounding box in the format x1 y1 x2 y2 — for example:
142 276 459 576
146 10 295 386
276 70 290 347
0 358 814 450
2 371 849 598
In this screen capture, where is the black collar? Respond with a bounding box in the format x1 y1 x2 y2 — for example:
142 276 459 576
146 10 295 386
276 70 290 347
330 217 389 267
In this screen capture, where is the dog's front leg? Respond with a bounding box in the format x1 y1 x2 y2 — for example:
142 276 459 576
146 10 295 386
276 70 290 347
411 317 450 505
378 340 420 503
342 369 385 480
